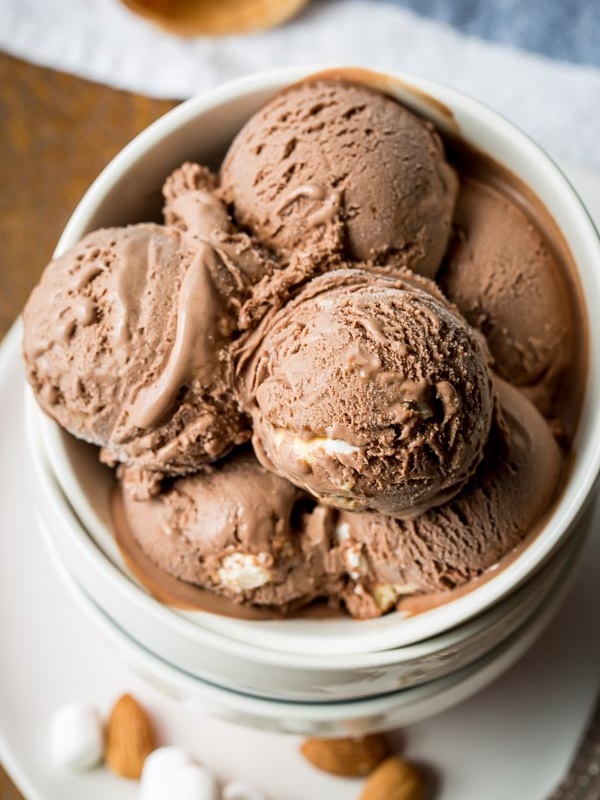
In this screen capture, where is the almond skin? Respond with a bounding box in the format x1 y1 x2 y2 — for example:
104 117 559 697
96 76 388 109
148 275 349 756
105 694 156 779
300 735 390 777
360 757 425 800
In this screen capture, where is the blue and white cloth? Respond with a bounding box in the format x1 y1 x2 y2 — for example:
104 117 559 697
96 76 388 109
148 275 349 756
1 0 599 168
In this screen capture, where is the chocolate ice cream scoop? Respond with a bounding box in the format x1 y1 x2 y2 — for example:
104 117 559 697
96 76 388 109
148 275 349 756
118 449 340 611
220 79 458 278
335 378 563 618
162 162 305 330
238 269 494 517
23 224 249 474
441 176 574 414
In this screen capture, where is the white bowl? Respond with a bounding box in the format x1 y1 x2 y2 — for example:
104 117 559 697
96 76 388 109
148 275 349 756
31 67 600 661
27 396 590 700
39 502 581 736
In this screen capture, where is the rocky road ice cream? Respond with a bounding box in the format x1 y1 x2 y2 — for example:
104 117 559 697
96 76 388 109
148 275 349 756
23 224 250 474
441 176 574 418
221 79 458 278
335 379 562 617
239 269 493 517
119 449 341 612
23 73 584 619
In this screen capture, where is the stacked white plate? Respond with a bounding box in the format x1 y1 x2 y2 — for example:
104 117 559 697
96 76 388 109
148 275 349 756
23 68 600 735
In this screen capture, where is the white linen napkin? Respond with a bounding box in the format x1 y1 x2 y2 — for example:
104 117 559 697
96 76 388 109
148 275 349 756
2 0 600 169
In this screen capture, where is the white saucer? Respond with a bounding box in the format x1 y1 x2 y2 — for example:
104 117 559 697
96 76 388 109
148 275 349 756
1 164 600 798
37 506 587 735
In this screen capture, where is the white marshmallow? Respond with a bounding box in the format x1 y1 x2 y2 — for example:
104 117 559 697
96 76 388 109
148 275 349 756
217 553 271 591
169 764 220 800
275 431 359 466
335 522 351 542
140 746 192 800
50 702 103 772
343 543 368 579
223 780 268 800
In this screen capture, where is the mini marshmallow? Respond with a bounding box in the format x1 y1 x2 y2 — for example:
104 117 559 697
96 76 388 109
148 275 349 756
50 702 103 772
217 553 271 591
169 764 220 800
223 780 268 800
140 745 192 800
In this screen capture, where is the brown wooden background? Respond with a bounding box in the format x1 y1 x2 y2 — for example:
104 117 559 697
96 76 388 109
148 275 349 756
0 51 176 799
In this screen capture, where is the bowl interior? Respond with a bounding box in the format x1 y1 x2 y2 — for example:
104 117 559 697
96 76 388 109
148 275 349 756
39 67 600 656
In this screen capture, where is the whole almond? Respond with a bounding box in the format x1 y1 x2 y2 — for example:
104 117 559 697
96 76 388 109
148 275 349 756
360 757 424 800
300 735 390 777
105 694 156 779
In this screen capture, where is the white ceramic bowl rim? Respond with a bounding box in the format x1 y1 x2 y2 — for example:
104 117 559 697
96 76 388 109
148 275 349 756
43 512 575 731
40 67 600 656
29 386 581 675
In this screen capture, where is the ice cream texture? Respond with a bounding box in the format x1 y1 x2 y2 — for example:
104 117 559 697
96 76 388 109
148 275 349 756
220 79 458 278
23 224 250 474
239 269 494 517
119 449 340 611
336 378 562 618
441 176 574 417
23 73 582 619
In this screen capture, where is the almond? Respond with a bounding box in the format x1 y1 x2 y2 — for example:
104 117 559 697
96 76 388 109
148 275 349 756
300 735 390 777
360 757 424 800
105 694 156 779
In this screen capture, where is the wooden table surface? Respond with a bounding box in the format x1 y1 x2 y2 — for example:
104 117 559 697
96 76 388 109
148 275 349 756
0 50 176 800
